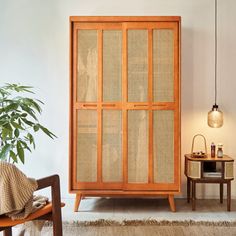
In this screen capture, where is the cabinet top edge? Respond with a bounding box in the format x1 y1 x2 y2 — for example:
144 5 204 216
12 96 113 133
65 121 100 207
185 154 234 161
70 16 181 22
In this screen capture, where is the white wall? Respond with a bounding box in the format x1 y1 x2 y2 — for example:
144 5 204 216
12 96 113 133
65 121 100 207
1 0 236 215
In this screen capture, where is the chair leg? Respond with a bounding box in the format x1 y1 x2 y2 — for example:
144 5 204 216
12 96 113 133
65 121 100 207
3 227 12 236
52 217 63 236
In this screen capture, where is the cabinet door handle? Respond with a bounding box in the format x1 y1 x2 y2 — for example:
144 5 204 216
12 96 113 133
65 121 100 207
134 104 148 107
153 104 166 106
102 104 116 107
83 104 97 107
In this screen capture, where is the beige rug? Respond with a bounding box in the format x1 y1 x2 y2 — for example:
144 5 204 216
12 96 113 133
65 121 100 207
9 198 236 236
40 221 236 236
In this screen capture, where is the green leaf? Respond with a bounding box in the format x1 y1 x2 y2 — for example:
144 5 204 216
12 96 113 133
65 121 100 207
14 128 19 137
22 98 42 114
10 150 18 163
21 113 28 117
38 124 57 139
36 99 44 105
4 103 18 112
11 121 23 129
33 124 40 132
31 100 42 113
1 128 9 141
22 118 35 126
0 114 9 121
20 104 38 121
17 141 24 164
0 143 11 160
2 124 13 140
18 86 34 94
27 133 35 149
0 120 8 126
4 123 13 131
3 84 34 94
20 140 31 152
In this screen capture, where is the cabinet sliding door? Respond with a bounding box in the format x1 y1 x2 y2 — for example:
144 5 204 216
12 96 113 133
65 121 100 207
124 22 180 191
72 23 123 190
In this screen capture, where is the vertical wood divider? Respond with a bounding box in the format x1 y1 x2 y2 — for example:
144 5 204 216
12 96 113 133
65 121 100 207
148 29 154 184
72 26 78 188
97 30 103 184
174 23 180 187
122 26 128 185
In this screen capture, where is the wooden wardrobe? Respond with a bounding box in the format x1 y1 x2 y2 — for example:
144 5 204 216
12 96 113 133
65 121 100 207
69 16 181 212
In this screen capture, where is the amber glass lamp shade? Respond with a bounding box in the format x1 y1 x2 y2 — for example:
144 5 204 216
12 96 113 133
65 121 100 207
207 104 223 128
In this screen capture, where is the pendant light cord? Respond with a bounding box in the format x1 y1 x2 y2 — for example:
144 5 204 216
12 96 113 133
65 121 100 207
215 0 217 105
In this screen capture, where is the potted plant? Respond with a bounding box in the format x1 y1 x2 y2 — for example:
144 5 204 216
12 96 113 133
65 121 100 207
0 83 56 164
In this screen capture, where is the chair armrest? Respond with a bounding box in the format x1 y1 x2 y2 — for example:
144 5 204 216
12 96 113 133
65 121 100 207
36 175 63 226
37 174 60 190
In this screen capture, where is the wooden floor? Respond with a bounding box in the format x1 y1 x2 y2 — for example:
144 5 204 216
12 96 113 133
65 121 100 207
62 198 236 222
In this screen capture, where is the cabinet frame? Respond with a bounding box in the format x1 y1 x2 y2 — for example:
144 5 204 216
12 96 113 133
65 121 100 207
69 16 181 211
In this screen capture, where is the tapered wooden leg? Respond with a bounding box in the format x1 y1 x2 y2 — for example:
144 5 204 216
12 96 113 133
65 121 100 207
220 183 223 203
3 228 12 236
227 181 231 211
192 181 196 211
187 178 191 203
168 194 176 212
74 193 82 212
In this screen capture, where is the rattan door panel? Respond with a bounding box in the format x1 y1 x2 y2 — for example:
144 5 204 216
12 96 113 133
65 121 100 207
128 30 148 102
102 110 122 182
103 30 122 102
76 110 97 182
128 110 149 183
153 29 174 102
77 30 98 102
153 110 174 184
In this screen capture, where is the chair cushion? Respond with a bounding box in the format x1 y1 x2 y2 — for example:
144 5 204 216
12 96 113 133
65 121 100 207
0 202 65 227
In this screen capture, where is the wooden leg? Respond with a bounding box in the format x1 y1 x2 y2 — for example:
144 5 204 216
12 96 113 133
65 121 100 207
192 180 196 211
168 194 176 212
74 193 82 212
227 181 231 211
3 228 12 236
220 183 223 203
187 178 190 203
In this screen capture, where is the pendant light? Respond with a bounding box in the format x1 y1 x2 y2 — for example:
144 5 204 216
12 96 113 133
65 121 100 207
207 0 223 128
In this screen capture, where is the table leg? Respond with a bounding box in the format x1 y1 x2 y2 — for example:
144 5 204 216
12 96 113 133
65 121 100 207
227 181 231 211
220 183 223 203
192 180 196 211
187 178 190 203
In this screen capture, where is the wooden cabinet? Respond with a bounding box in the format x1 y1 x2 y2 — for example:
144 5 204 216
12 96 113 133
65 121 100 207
69 16 181 211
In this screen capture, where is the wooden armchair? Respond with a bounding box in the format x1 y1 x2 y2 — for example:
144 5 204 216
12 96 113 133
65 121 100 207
0 175 65 236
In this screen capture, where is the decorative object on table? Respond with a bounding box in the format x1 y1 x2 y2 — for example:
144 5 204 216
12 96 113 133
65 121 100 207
207 0 223 128
211 142 216 157
0 83 56 164
191 134 207 158
217 143 223 158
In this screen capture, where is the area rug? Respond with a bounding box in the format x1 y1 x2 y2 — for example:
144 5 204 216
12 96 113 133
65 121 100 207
70 219 236 226
38 220 236 236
